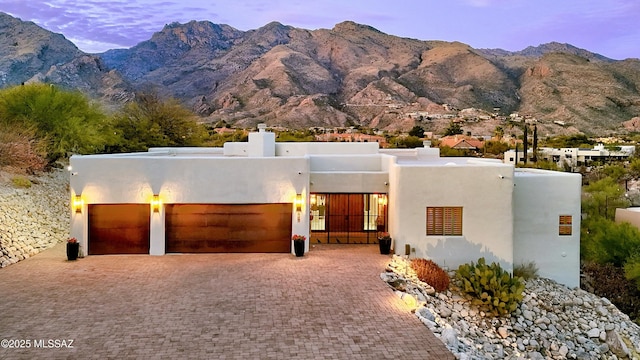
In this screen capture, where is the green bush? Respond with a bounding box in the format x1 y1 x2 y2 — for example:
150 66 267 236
410 258 450 292
0 83 111 162
455 257 525 316
581 217 640 267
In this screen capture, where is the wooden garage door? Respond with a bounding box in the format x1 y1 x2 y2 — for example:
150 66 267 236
88 204 150 255
166 204 292 253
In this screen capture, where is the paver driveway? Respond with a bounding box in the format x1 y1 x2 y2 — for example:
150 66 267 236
0 243 454 359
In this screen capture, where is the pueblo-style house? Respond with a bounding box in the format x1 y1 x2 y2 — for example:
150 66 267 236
69 125 581 287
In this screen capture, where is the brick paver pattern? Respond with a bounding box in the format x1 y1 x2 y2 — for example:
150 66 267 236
0 243 454 359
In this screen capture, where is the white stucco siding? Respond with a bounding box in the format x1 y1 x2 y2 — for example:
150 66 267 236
310 155 382 172
69 154 311 255
390 162 514 271
276 142 379 156
615 208 640 228
310 172 388 193
513 169 581 288
70 155 309 204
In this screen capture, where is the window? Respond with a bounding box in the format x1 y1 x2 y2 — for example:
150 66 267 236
559 215 572 236
426 207 462 236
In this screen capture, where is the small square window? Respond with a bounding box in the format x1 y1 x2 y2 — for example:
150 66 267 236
559 215 572 236
427 207 462 236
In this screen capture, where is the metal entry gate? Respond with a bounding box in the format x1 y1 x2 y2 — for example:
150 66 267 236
309 193 387 244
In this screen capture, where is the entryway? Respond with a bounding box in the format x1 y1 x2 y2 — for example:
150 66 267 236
310 193 387 244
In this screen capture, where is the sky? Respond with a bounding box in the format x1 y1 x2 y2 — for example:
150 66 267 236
1 0 639 60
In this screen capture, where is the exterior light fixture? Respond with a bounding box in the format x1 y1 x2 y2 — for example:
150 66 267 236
73 195 84 213
151 195 161 213
295 194 303 212
294 193 303 222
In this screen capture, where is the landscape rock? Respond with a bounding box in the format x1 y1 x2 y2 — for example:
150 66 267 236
0 169 69 268
383 255 640 360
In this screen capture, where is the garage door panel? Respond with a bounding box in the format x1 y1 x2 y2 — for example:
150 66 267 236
166 204 292 253
168 226 230 241
89 204 150 255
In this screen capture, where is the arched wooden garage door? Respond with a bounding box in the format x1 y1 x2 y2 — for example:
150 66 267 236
88 204 150 255
165 203 292 253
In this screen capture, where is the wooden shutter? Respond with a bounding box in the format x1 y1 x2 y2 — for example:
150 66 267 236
445 207 463 236
427 207 462 236
559 215 572 236
427 207 444 235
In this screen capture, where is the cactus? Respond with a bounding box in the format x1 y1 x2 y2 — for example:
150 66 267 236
455 257 524 316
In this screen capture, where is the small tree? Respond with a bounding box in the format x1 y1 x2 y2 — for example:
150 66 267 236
443 121 463 136
110 92 207 152
408 125 425 138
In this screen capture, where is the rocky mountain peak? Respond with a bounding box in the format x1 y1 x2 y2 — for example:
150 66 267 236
332 20 383 35
1 12 639 135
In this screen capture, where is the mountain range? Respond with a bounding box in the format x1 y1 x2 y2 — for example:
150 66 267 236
1 12 640 136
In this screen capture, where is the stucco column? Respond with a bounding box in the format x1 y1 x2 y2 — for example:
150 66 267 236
70 206 87 257
149 206 165 255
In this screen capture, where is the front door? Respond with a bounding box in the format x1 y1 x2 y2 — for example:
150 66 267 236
310 193 387 244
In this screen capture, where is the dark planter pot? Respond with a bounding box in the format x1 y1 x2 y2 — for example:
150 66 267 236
293 240 305 257
67 242 79 261
378 238 392 255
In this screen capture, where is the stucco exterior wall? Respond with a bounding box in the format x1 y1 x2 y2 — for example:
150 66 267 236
615 207 640 228
389 161 515 272
68 132 582 287
69 154 310 255
513 169 582 288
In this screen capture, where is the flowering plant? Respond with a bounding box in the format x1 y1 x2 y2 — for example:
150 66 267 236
378 232 391 240
292 234 306 241
67 237 78 244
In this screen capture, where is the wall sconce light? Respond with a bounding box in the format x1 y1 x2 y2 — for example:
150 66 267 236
294 193 303 222
295 194 303 212
73 195 83 213
151 194 161 213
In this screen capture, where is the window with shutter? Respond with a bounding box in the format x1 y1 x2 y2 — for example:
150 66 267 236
427 207 462 236
559 215 572 236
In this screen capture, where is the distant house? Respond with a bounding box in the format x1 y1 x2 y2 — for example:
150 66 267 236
504 144 635 169
439 135 484 151
314 132 386 145
69 125 581 287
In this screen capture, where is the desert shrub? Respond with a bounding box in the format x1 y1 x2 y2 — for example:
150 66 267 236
581 217 640 267
410 258 450 292
0 83 111 162
582 262 639 323
11 176 32 188
0 124 47 172
513 261 539 280
456 257 524 316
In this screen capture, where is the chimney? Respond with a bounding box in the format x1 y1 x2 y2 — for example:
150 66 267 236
248 123 275 157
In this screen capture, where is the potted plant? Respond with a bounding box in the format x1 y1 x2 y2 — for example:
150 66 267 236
67 237 79 261
292 234 306 257
378 232 392 255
